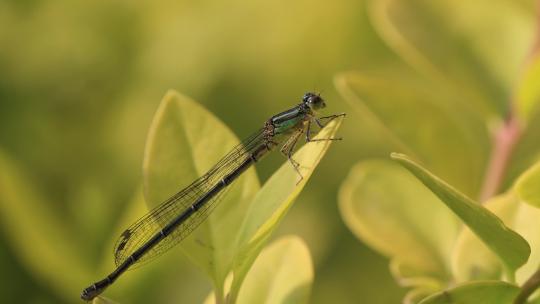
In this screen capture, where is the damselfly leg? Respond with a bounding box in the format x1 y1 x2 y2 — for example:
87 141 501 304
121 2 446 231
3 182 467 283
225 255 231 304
281 113 346 184
314 113 346 129
280 130 304 184
306 113 346 143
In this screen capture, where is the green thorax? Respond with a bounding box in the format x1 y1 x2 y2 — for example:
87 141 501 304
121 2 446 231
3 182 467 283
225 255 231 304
270 105 308 134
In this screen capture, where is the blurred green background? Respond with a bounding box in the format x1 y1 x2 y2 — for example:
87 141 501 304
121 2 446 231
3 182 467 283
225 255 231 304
0 0 537 303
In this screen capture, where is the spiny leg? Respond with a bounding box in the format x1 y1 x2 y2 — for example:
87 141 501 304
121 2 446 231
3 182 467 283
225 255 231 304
288 135 303 185
280 132 302 175
314 112 346 129
306 118 343 143
280 130 303 184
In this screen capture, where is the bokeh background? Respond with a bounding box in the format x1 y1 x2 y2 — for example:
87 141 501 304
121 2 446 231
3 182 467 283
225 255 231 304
0 0 537 303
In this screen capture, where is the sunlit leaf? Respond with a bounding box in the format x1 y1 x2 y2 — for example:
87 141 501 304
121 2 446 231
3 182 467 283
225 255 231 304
531 295 540 304
516 54 540 121
515 161 540 208
510 202 540 284
236 235 313 304
0 150 88 301
228 117 343 302
504 55 540 191
389 259 444 290
418 281 520 304
390 260 443 303
143 90 342 302
370 0 535 118
504 109 540 189
451 194 517 282
452 192 540 285
204 236 313 304
403 286 440 304
93 296 120 304
339 160 460 282
335 71 489 197
143 90 260 298
392 153 530 275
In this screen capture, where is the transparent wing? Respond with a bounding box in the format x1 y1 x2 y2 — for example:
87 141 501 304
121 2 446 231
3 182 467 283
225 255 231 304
113 127 267 267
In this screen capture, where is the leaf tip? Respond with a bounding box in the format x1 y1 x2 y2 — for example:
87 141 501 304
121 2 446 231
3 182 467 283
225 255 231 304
390 152 408 161
164 88 180 99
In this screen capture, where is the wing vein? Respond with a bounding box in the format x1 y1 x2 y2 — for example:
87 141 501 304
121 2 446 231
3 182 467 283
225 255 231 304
113 127 267 267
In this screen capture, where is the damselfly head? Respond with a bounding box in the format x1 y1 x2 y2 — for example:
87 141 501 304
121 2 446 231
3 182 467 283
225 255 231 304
303 92 326 111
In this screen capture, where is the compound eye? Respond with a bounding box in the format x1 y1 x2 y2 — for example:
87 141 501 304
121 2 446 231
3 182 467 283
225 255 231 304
302 92 325 109
302 93 312 103
310 95 325 110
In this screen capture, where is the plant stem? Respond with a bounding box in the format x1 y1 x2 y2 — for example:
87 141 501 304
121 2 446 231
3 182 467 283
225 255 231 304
479 0 540 203
513 4 540 303
514 267 540 304
479 113 522 202
508 0 540 304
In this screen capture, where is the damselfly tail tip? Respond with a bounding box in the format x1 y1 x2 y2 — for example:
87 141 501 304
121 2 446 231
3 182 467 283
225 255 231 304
80 287 95 301
81 283 106 302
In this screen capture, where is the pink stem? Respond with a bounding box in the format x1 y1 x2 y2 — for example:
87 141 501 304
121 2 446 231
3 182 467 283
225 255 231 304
514 267 540 304
479 114 522 202
478 0 540 202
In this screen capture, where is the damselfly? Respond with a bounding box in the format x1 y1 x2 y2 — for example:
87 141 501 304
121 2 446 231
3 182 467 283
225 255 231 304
81 92 344 301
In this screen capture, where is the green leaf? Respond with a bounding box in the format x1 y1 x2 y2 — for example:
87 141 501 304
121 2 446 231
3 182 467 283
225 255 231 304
389 259 444 290
93 296 119 304
402 286 441 304
452 192 540 285
236 235 313 304
391 153 530 275
204 236 313 304
451 194 518 282
418 281 520 304
335 71 489 197
516 54 540 121
369 0 535 118
143 90 260 298
0 149 88 301
143 90 342 302
228 117 343 302
339 160 460 282
515 161 540 208
531 295 540 304
508 202 540 285
504 110 540 189
390 260 443 303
